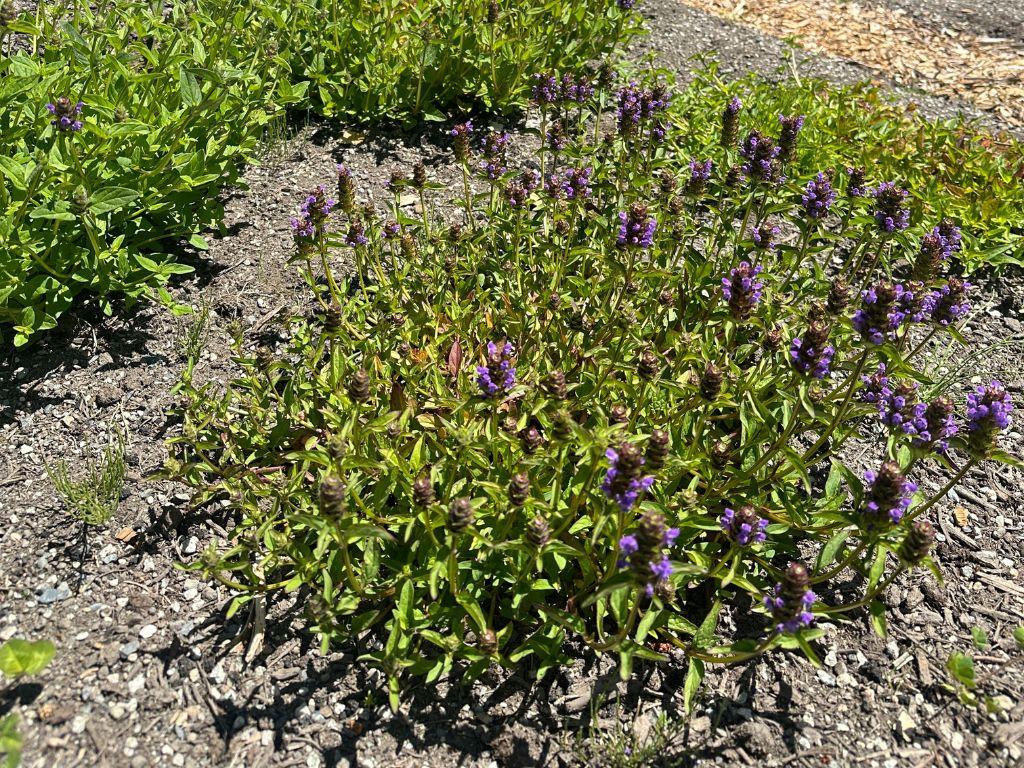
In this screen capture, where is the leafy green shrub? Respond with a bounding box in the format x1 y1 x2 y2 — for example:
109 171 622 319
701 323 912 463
168 76 1017 705
0 638 56 768
675 62 1024 272
273 0 635 120
0 1 291 344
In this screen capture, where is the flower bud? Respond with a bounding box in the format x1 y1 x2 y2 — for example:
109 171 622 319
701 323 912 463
336 165 356 213
520 426 543 454
609 404 629 425
764 324 783 352
0 0 17 26
447 497 474 533
412 161 427 189
526 515 550 549
319 475 346 516
478 628 498 656
347 368 371 402
780 561 810 604
255 346 274 371
324 302 343 334
486 0 500 24
710 439 731 469
508 472 530 507
699 363 723 401
653 579 676 603
658 289 674 308
645 429 670 472
71 186 90 216
412 476 435 507
328 435 347 462
827 278 850 315
542 370 568 400
637 349 660 380
550 410 573 441
898 520 935 565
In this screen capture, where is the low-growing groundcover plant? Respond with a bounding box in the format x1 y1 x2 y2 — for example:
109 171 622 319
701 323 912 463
168 74 1018 707
0 638 56 767
0 0 637 344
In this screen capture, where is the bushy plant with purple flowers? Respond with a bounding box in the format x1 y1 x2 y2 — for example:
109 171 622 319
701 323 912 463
168 71 1018 709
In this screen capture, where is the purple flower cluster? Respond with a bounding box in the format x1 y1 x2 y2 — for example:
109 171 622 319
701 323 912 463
450 121 474 163
720 96 742 147
922 278 971 326
602 443 655 513
559 72 594 104
47 97 84 132
801 172 836 219
720 505 768 546
846 167 867 197
966 381 1013 454
722 261 763 320
777 114 805 162
859 364 890 403
344 220 368 247
479 130 511 180
685 159 713 195
764 563 816 634
739 130 782 185
752 224 780 251
616 204 656 249
877 380 927 436
531 73 560 106
290 185 335 249
618 511 678 597
789 321 834 379
871 182 910 232
862 462 917 527
557 166 593 200
853 282 909 345
615 82 670 140
475 341 517 398
914 396 958 455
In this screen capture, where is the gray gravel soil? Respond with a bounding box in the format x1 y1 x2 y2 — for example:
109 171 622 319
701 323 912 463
2 2 1024 767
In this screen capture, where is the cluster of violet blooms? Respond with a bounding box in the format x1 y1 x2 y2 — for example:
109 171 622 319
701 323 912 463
46 97 84 132
615 81 671 143
475 341 517 398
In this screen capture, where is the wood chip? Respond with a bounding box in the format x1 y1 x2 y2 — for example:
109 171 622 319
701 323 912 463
114 526 136 542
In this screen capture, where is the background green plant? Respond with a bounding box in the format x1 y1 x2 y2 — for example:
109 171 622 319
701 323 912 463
47 429 126 526
675 60 1024 272
0 639 56 768
167 79 1015 706
0 0 635 345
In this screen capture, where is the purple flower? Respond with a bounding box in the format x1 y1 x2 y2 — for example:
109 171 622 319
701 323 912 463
859 364 891 404
475 341 517 398
46 97 84 132
752 224 780 251
853 281 907 345
922 279 971 326
602 443 655 513
966 381 1013 455
720 505 768 546
479 130 511 180
789 321 834 379
519 169 541 193
344 220 368 247
739 130 782 185
913 396 957 455
846 167 867 197
764 563 815 634
531 73 559 106
560 72 594 104
383 221 401 239
720 96 742 147
506 181 528 208
450 121 473 163
617 0 636 8
871 181 910 232
685 159 713 195
617 510 677 596
877 380 928 437
615 82 670 141
616 204 656 249
801 172 836 219
777 114 805 162
290 185 334 252
560 166 593 200
862 462 917 527
722 261 763 320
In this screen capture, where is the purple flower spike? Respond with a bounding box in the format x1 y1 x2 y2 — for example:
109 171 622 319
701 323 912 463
966 381 1013 455
561 166 593 200
478 130 511 180
777 114 805 162
859 364 891 404
47 97 84 132
862 462 917 527
720 505 768 546
685 158 713 195
475 341 517 398
722 261 763 321
764 563 816 634
752 224 780 251
602 443 655 513
739 130 783 185
922 278 971 326
913 396 958 455
853 281 908 345
801 172 836 219
531 73 559 106
877 380 928 437
616 204 656 249
789 321 834 379
617 510 676 596
871 181 910 232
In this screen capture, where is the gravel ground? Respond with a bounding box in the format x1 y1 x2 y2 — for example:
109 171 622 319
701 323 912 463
2 2 1024 768
875 0 1024 42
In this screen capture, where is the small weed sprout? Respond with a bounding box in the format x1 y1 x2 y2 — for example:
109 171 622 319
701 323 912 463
47 430 126 526
176 297 211 379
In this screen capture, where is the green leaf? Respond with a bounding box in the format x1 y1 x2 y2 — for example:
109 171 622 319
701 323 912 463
683 657 704 713
795 633 821 667
868 600 887 638
946 653 976 689
0 713 21 768
970 626 989 650
694 599 721 649
0 639 55 678
1013 626 1024 649
89 187 141 215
